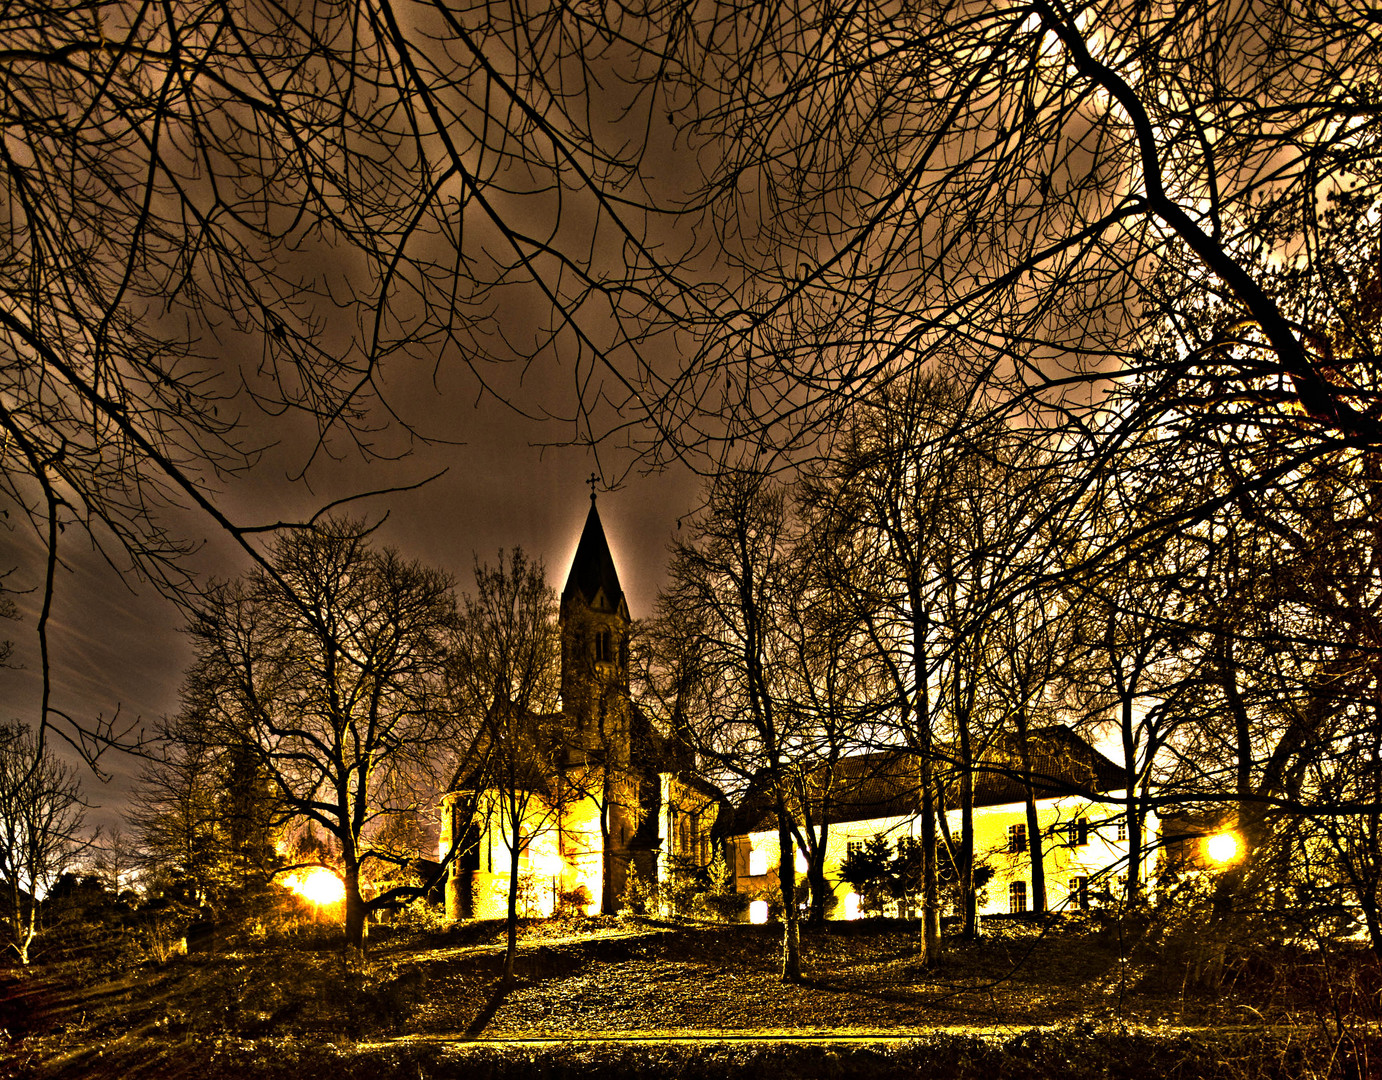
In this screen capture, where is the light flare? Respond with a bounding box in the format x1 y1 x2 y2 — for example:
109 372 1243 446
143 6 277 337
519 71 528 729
1205 832 1242 865
280 867 346 906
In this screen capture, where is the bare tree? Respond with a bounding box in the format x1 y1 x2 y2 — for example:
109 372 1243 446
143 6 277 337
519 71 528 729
90 825 139 902
128 714 281 912
184 517 459 949
647 2 1381 464
1061 485 1204 908
450 548 564 986
805 375 998 954
0 723 88 964
659 466 806 982
0 1 693 762
983 569 1073 915
776 541 877 924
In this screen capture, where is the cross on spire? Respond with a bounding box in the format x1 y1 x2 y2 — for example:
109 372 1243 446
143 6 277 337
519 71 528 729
587 472 598 502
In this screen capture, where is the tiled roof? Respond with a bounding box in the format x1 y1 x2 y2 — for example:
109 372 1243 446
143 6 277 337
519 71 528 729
956 725 1126 808
727 725 1124 835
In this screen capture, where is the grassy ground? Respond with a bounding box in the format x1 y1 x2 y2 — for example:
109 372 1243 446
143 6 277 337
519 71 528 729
0 916 1376 1077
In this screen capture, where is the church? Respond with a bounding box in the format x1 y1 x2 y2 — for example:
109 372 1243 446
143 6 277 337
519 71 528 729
439 494 722 919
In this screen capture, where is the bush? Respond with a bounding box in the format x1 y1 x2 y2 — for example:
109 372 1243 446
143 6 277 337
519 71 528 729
839 834 893 916
746 884 784 922
137 911 191 963
560 885 593 916
385 897 449 932
619 864 659 916
662 855 715 917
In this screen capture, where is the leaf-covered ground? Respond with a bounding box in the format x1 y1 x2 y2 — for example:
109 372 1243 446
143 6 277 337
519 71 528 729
0 917 1375 1078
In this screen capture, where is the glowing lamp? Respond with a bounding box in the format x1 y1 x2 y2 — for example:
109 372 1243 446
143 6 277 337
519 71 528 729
281 867 345 906
749 899 769 924
1205 832 1241 865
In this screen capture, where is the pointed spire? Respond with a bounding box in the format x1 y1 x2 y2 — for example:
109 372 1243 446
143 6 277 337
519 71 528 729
562 496 627 617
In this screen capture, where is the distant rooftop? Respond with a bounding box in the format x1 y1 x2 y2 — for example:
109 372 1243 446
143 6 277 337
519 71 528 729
727 725 1125 834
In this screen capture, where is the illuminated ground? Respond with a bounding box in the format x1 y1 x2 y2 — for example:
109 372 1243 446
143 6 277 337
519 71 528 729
390 919 1282 1037
0 917 1371 1077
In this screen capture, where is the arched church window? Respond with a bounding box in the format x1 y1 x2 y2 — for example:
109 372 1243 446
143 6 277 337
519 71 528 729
595 628 611 663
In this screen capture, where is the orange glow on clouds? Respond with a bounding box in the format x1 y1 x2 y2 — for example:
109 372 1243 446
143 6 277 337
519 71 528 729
281 867 346 906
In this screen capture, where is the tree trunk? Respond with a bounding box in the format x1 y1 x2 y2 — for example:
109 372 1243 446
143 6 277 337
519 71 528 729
959 716 977 937
1121 696 1143 906
600 783 617 915
1017 715 1046 913
912 614 941 964
807 835 829 924
5 885 27 965
344 861 367 951
777 815 801 982
920 764 942 964
504 837 520 986
1213 632 1255 925
597 698 620 916
9 887 34 965
1023 788 1046 914
1127 806 1144 908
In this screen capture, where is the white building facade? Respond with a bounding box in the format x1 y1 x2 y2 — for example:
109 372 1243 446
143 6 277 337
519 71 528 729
727 727 1156 919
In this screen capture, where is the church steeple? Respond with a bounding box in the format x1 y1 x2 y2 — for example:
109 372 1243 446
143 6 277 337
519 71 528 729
561 491 630 621
559 493 632 747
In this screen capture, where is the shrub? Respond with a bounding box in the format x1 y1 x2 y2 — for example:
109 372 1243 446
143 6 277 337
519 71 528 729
620 864 659 916
663 855 715 917
137 912 190 964
746 884 785 922
386 897 449 932
683 849 748 921
839 834 894 916
560 885 593 916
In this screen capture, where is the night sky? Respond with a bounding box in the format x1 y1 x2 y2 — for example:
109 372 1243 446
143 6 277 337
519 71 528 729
0 388 702 835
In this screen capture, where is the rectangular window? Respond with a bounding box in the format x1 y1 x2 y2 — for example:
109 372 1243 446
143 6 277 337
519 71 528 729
1069 876 1089 911
1067 818 1089 847
1009 880 1027 914
1116 819 1128 842
1008 823 1026 853
749 848 768 876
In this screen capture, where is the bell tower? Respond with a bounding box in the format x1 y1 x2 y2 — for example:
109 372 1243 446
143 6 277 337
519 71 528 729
560 488 631 763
